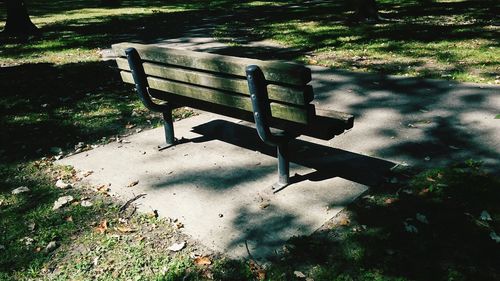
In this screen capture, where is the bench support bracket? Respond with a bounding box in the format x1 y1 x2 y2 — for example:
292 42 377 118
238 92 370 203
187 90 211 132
247 65 295 192
125 47 179 149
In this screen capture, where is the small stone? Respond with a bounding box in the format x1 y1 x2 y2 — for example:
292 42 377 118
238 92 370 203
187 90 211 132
53 196 74 210
168 241 186 252
218 213 223 218
45 241 58 252
55 179 72 189
12 186 30 194
81 200 93 207
294 271 306 278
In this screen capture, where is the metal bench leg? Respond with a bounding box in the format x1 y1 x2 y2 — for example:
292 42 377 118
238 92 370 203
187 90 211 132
273 142 290 193
162 109 175 148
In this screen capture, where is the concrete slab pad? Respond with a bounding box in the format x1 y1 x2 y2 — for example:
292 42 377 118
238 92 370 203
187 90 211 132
59 114 387 260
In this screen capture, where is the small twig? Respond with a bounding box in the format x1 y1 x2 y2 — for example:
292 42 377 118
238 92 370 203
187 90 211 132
245 240 261 267
125 205 137 220
119 193 146 213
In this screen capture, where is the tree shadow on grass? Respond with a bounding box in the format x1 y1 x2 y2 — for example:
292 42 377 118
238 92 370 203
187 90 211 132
265 163 500 280
0 60 156 162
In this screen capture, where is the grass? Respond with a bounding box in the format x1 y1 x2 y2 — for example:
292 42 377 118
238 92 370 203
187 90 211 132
209 0 499 83
0 0 499 280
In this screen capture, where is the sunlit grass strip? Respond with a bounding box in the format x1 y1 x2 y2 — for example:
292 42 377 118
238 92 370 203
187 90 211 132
32 6 192 27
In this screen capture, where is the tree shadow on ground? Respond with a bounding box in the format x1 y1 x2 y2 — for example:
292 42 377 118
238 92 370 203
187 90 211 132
0 61 158 162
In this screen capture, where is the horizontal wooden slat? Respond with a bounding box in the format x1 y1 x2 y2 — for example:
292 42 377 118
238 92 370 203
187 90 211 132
146 88 353 140
112 42 311 86
116 58 313 105
120 71 313 124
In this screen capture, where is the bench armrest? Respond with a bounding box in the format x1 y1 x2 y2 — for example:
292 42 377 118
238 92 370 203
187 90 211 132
125 48 173 112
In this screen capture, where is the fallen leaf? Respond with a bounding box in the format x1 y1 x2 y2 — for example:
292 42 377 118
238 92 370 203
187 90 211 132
96 184 110 196
80 200 93 207
426 177 436 182
148 210 159 218
480 210 493 221
83 170 94 177
294 271 306 278
404 221 418 233
257 270 266 280
259 202 270 209
34 247 41 253
339 217 350 226
385 198 398 204
116 226 136 233
490 232 500 243
52 196 74 210
12 186 30 194
95 220 108 234
127 180 139 187
125 123 136 129
416 213 429 224
194 256 212 266
168 241 186 252
65 216 73 222
418 188 430 196
175 222 184 229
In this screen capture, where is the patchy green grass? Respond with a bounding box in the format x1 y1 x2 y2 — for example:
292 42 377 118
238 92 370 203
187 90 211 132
211 0 499 83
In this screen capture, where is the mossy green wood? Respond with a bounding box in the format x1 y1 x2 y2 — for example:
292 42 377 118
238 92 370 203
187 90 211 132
116 58 313 105
112 43 311 86
120 71 312 124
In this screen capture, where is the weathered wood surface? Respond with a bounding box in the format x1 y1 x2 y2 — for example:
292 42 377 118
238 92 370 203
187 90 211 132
145 88 353 140
121 71 313 124
112 42 311 86
116 58 313 105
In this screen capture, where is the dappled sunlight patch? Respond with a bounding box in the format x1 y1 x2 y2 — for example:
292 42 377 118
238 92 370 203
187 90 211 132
32 6 192 27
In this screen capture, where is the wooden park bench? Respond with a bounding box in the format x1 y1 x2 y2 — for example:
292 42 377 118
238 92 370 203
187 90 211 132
112 43 354 191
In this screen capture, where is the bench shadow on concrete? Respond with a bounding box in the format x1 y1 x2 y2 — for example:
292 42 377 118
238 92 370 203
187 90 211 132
190 119 395 188
188 119 395 257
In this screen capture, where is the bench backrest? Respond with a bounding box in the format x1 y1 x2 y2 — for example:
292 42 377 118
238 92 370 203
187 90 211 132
112 43 315 124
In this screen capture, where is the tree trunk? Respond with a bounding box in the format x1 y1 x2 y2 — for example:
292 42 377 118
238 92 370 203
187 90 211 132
354 0 380 22
3 0 40 36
